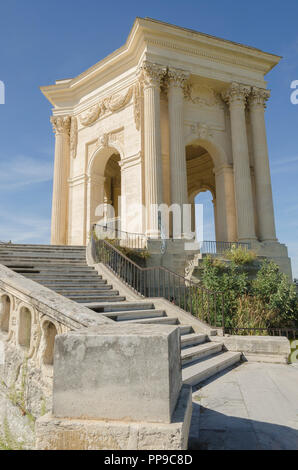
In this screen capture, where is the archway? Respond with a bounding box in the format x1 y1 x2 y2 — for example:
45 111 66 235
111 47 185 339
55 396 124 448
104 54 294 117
186 144 217 242
87 145 122 232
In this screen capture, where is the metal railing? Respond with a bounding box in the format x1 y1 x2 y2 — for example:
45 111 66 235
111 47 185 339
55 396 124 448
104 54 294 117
95 238 225 331
199 240 251 255
93 224 147 250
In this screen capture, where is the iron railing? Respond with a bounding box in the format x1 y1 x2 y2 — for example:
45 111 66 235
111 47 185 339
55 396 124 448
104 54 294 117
95 238 225 331
93 224 147 250
199 240 251 255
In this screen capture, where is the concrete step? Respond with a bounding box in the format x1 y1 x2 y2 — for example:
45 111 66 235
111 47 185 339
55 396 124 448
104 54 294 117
84 302 155 312
75 295 126 303
182 351 242 386
101 309 166 321
181 342 223 366
181 333 207 348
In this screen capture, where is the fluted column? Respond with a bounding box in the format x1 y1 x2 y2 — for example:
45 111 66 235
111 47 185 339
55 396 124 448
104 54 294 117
214 165 237 242
50 115 71 245
139 61 165 238
167 69 189 239
222 83 256 242
248 87 277 241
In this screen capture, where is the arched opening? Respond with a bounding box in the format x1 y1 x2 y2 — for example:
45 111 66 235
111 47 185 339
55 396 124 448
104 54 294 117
88 146 121 231
18 307 32 349
42 321 57 366
104 153 121 223
0 295 11 333
186 144 217 242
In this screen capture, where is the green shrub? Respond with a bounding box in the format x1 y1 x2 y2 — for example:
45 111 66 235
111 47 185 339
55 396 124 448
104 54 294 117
224 246 257 265
198 256 298 331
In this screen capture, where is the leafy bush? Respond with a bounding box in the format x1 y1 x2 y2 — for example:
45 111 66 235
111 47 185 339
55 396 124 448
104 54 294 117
198 255 298 331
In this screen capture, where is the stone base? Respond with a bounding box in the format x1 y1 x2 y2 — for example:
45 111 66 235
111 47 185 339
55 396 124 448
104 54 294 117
250 240 292 279
35 384 192 450
211 335 291 364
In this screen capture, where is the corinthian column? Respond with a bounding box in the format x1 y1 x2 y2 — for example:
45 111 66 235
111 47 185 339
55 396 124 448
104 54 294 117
139 61 165 238
222 83 256 242
248 87 277 241
167 68 189 238
50 115 71 245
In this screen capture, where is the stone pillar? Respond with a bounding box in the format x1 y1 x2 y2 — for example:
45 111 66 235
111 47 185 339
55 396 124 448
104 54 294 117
212 198 219 241
167 68 189 238
248 87 277 241
50 116 71 245
214 165 237 242
140 61 165 238
222 83 256 242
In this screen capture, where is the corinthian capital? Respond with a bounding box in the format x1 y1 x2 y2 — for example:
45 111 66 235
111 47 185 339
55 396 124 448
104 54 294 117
167 68 190 89
51 115 71 135
248 87 271 108
221 82 251 106
138 61 166 89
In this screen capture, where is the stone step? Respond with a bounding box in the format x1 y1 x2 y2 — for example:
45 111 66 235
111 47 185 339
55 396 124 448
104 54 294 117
53 286 114 295
66 290 120 299
0 253 86 259
182 351 242 386
181 333 207 348
181 342 223 366
129 316 179 325
25 273 101 279
75 295 126 303
11 266 95 273
0 244 85 250
84 301 155 312
179 325 193 336
40 280 108 287
101 309 166 321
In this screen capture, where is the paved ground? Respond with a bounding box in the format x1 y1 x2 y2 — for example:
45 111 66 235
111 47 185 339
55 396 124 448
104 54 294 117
189 362 298 450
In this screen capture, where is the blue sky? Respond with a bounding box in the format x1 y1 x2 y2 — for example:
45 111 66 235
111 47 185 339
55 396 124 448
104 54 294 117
0 0 297 277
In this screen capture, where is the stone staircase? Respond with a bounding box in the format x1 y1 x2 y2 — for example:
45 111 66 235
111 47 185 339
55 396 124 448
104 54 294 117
0 244 241 386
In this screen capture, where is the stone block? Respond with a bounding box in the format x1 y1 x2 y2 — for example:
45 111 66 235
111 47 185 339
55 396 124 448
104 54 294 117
53 323 182 423
36 385 192 450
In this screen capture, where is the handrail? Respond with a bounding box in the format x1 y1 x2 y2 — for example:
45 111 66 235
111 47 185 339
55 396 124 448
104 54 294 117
95 237 225 331
93 223 147 250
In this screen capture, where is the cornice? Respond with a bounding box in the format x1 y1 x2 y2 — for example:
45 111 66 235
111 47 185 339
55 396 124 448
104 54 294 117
41 18 281 109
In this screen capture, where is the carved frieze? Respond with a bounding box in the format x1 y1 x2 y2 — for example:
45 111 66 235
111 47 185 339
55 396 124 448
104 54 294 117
184 83 223 108
79 86 134 127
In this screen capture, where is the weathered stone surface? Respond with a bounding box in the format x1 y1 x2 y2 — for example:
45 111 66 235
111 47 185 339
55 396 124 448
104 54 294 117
36 384 192 450
212 335 291 363
53 323 182 423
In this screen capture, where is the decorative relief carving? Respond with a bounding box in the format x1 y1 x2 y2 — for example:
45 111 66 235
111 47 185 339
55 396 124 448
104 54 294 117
248 87 270 108
79 87 134 127
138 61 166 88
184 83 223 108
221 82 251 105
70 116 78 158
50 115 71 135
190 122 213 139
167 68 189 89
133 82 142 131
98 128 124 150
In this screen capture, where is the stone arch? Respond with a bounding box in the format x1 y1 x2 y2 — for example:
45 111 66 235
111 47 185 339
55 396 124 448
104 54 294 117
41 320 58 366
0 294 11 334
185 135 228 170
18 306 32 350
87 143 123 232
